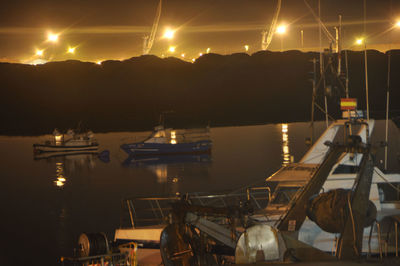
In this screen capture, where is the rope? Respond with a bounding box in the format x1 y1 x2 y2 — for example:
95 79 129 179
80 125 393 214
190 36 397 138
374 168 400 194
347 192 359 256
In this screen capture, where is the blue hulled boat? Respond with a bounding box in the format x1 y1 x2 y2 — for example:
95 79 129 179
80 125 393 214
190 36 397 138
121 126 212 156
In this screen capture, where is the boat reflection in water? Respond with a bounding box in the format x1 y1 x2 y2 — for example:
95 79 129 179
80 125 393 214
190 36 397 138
34 151 110 188
123 154 212 193
281 123 292 166
55 162 67 187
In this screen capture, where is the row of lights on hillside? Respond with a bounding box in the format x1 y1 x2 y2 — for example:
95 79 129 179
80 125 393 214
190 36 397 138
35 32 77 58
33 20 400 64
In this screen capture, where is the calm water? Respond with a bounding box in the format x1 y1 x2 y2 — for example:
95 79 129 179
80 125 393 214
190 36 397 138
0 121 399 265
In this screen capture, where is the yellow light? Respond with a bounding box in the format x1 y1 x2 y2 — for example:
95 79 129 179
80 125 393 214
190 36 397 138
47 32 59 43
96 60 102 65
396 20 400 28
282 124 288 133
244 45 249 52
36 49 44 56
67 47 76 54
192 58 196 62
355 38 364 45
163 28 175 39
168 46 176 53
181 53 185 58
276 25 287 34
54 180 64 187
199 52 203 56
206 48 210 53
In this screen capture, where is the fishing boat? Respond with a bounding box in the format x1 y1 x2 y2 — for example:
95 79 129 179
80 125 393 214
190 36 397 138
33 129 99 154
120 125 212 156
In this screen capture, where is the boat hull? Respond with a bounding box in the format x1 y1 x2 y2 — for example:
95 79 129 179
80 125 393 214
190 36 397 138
33 143 99 153
120 140 212 156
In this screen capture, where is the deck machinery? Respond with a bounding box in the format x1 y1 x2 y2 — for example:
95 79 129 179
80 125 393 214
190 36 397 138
157 119 384 264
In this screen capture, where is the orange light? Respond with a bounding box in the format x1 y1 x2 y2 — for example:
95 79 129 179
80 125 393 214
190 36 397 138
47 32 59 43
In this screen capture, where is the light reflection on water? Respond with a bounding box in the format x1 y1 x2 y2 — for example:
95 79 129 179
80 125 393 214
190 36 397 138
0 121 399 265
281 123 292 166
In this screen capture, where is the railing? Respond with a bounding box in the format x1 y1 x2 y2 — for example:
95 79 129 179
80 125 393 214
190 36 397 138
122 189 271 228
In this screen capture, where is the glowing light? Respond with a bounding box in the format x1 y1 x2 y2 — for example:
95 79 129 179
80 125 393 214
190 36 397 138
55 180 64 187
244 45 249 52
206 48 210 53
47 32 59 43
181 53 185 58
282 123 288 133
355 38 364 45
170 130 177 144
396 20 400 28
276 24 287 34
199 53 203 56
96 60 102 65
168 46 176 53
36 49 44 56
67 47 76 54
191 58 196 62
163 28 175 39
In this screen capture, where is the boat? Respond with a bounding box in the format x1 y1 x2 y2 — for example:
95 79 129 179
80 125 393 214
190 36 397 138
33 129 99 154
120 125 212 156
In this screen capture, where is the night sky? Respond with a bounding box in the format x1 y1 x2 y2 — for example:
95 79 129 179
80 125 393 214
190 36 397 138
0 0 399 63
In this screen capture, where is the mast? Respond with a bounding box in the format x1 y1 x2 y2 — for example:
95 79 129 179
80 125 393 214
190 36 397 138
363 0 370 121
319 0 329 128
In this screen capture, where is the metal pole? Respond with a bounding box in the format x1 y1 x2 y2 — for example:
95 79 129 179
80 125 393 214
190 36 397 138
385 45 391 171
301 30 304 50
364 0 370 121
311 58 317 144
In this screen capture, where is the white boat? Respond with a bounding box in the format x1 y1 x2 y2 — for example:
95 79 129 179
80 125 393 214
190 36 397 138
33 129 99 155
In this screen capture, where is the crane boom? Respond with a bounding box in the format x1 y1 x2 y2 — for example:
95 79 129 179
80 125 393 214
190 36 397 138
261 0 281 50
143 0 162 55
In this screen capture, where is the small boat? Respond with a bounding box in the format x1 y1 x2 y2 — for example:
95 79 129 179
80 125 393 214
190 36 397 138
33 129 99 154
120 125 212 156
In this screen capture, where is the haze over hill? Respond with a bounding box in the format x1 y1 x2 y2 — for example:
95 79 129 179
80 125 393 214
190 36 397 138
1 50 399 135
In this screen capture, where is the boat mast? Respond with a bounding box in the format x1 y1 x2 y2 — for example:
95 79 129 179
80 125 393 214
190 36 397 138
318 0 329 128
363 0 370 121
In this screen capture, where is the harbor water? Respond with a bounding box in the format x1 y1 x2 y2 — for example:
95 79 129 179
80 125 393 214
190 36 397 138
0 121 399 265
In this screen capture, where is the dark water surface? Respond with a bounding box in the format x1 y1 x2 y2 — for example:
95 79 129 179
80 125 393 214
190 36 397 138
0 121 399 265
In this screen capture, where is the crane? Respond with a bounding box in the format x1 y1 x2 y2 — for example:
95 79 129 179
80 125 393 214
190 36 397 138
143 0 162 55
261 0 281 50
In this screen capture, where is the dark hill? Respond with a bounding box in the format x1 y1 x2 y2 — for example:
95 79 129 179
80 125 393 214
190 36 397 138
0 50 399 135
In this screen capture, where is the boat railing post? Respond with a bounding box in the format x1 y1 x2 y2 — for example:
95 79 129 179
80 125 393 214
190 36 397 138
395 220 398 257
127 200 135 228
377 221 383 260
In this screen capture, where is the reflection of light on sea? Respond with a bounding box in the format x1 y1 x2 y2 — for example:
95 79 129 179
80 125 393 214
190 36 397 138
281 124 292 166
54 162 67 187
148 164 180 195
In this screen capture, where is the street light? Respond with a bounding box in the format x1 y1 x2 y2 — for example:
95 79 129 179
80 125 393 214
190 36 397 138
36 49 44 57
67 47 76 54
355 38 364 45
396 20 400 28
168 46 176 53
276 24 287 52
163 28 175 39
206 48 210 53
47 32 59 43
244 45 249 52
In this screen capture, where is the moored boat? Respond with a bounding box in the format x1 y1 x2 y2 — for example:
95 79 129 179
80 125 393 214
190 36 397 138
120 125 212 156
33 129 99 154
